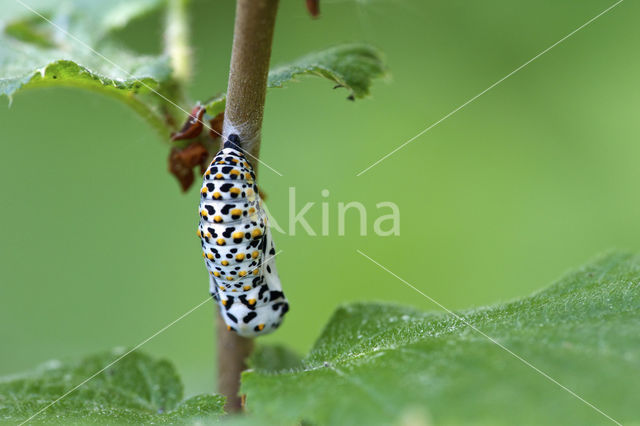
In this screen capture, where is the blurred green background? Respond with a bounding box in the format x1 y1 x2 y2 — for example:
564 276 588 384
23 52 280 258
1 0 638 397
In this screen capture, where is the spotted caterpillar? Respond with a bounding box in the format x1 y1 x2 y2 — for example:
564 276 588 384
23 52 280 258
198 135 289 337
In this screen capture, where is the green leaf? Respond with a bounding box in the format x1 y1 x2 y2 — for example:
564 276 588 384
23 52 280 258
248 344 303 374
2 0 167 43
268 44 387 98
0 349 224 424
242 252 640 425
205 44 387 116
0 3 175 138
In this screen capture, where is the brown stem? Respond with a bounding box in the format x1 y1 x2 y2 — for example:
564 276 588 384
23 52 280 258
217 0 279 413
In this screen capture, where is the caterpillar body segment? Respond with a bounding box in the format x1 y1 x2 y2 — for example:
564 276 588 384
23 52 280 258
199 137 288 337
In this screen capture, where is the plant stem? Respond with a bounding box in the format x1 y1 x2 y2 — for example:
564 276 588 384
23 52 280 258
222 0 279 161
217 0 279 413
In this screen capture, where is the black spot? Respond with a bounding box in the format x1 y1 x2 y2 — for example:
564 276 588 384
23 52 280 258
258 285 268 300
239 295 256 310
205 205 215 214
221 204 233 215
269 291 284 302
243 311 257 323
224 296 235 309
220 183 234 192
227 313 238 323
221 166 233 174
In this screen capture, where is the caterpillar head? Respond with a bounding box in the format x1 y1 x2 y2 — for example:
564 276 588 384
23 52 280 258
224 133 243 152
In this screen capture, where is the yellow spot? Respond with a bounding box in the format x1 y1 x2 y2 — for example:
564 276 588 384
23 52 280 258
196 229 202 237
215 173 223 179
230 169 240 176
219 285 225 291
239 271 247 277
205 170 211 176
248 299 256 305
232 231 244 240
202 252 205 258
207 253 214 260
230 188 242 195
251 229 262 238
217 161 225 164
253 269 259 275
213 271 220 277
252 251 259 259
247 189 254 196
214 216 223 223
221 260 229 266
243 285 251 291
245 173 252 180
201 210 207 217
213 192 222 199
231 158 239 163
217 238 226 245
248 207 256 214
206 232 212 238
227 325 231 331
257 324 265 331
232 289 237 292
226 276 233 281
201 187 207 194
222 299 227 306
236 253 245 261
243 162 250 168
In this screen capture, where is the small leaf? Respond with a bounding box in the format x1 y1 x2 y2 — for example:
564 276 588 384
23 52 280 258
2 0 167 43
242 252 640 425
0 6 175 138
0 349 225 424
268 44 387 98
204 44 387 116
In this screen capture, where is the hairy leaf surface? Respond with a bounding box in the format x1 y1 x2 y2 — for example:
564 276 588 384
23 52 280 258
0 350 224 424
242 253 640 425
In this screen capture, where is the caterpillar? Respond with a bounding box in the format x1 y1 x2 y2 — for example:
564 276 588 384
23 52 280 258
198 134 289 337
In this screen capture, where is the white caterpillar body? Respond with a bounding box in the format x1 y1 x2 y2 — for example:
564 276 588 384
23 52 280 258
198 137 289 337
